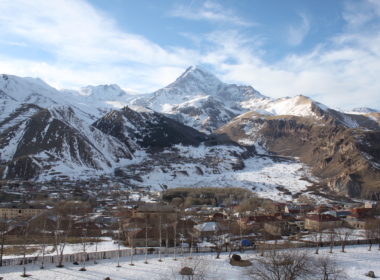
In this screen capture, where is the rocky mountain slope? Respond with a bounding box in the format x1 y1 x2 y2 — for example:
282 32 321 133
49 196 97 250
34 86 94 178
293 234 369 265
217 96 380 199
1 68 380 200
0 73 252 185
0 74 134 181
93 106 208 150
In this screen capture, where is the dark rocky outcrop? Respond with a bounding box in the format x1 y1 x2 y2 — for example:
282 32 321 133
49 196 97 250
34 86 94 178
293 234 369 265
93 106 208 150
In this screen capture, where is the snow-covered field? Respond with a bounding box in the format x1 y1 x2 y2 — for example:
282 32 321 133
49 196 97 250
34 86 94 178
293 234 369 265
0 245 379 279
3 238 120 260
301 228 366 242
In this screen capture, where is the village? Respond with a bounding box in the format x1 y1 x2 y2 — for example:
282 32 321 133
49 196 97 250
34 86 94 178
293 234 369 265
1 180 380 273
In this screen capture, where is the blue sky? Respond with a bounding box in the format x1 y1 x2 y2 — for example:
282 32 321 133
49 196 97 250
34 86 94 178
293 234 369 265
0 0 379 109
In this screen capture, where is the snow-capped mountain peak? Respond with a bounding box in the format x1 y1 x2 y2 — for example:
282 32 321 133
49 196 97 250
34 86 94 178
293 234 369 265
169 65 223 95
129 66 268 132
78 84 130 99
0 74 60 103
59 84 135 118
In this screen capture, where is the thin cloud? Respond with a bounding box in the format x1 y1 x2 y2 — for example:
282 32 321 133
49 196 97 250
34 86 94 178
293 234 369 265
170 0 255 27
0 0 197 65
287 13 310 46
0 0 379 110
0 0 197 90
342 0 380 29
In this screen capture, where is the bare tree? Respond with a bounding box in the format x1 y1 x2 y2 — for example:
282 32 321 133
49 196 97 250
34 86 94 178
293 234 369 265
126 222 140 266
211 223 224 259
375 220 380 250
310 230 323 254
327 227 336 254
214 236 224 259
144 216 149 264
79 218 89 272
39 217 48 269
364 219 379 251
54 213 72 267
93 236 99 264
116 216 122 267
258 231 270 257
158 214 163 262
335 228 353 253
115 185 124 267
247 248 313 280
173 221 178 261
20 221 30 278
314 256 347 280
0 217 8 267
189 234 194 259
164 217 170 257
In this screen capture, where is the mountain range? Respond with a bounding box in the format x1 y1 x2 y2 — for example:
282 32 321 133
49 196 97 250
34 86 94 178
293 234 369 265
0 67 379 200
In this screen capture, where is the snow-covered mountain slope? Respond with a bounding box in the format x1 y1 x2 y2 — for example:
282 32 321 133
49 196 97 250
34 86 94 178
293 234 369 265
119 144 315 202
134 66 266 111
57 67 378 133
242 95 328 118
127 67 374 133
167 96 238 133
217 100 380 199
0 105 133 181
130 66 268 132
0 74 61 104
61 84 135 118
0 75 135 181
1 70 380 200
349 107 379 114
0 74 101 123
238 94 380 130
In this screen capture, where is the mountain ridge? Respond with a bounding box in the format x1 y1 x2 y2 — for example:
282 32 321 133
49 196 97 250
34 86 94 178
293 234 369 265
1 68 380 200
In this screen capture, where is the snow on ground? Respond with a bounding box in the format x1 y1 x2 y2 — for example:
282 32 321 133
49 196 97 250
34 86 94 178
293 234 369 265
1 245 380 279
132 145 314 201
3 237 120 260
301 228 366 242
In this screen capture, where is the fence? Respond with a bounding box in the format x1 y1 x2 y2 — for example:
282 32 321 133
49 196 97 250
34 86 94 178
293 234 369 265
1 238 375 268
0 246 231 267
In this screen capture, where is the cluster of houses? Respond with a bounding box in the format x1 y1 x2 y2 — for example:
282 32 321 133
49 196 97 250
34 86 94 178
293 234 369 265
239 201 379 237
1 182 380 249
119 199 380 248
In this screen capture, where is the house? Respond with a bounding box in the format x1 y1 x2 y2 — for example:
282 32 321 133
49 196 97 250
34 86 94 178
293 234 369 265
304 214 343 231
71 221 102 236
323 210 352 219
239 215 278 231
272 203 287 213
211 212 226 221
133 203 178 221
350 208 373 218
123 215 193 247
264 221 292 237
191 222 227 241
285 204 314 215
0 204 45 219
364 201 378 209
345 216 371 229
